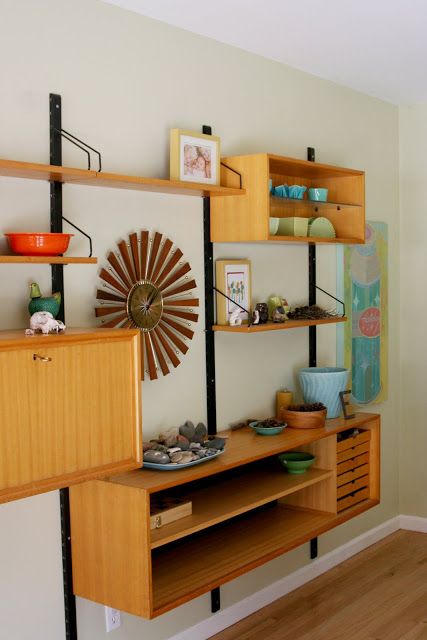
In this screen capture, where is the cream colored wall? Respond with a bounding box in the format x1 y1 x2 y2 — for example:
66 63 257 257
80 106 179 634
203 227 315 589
0 0 400 638
399 104 427 516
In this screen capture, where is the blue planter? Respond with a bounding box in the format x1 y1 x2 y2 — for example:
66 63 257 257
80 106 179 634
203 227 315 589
299 367 349 419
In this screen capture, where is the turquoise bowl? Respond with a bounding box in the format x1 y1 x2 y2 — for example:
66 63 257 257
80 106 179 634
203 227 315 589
299 367 349 419
249 421 286 436
278 452 315 474
308 188 328 202
273 184 289 198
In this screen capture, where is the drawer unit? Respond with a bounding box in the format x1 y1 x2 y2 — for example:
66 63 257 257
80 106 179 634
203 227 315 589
336 430 372 513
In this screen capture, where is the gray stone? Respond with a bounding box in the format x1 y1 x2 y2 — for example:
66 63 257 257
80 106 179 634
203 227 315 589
143 450 170 464
190 442 202 449
164 434 178 447
150 443 169 453
176 435 190 450
195 423 207 439
205 437 226 450
179 452 194 464
167 447 182 454
179 421 195 440
170 452 184 463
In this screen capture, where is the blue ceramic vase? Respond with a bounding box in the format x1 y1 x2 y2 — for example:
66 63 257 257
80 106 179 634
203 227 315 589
299 367 349 419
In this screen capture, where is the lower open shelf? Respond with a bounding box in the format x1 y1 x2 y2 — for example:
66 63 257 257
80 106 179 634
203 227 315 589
151 465 332 548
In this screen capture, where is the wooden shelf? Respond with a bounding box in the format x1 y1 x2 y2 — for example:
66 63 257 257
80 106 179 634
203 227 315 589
150 466 333 549
268 235 360 244
0 158 245 198
270 196 362 210
151 505 326 615
213 317 347 333
0 255 97 264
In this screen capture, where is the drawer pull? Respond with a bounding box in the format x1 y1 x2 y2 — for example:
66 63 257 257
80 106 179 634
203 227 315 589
33 353 52 363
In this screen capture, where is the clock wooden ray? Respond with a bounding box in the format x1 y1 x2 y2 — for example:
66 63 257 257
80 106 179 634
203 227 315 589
95 230 199 380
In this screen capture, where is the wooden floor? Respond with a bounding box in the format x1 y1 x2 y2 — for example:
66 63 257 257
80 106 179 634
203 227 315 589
210 530 427 640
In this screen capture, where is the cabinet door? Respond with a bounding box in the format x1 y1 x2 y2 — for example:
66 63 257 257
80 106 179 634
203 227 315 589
0 333 141 503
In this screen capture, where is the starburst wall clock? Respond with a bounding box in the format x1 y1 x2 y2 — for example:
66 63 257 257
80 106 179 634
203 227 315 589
95 230 199 380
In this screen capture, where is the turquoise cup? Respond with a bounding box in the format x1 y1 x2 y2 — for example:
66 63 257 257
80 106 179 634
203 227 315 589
308 188 328 202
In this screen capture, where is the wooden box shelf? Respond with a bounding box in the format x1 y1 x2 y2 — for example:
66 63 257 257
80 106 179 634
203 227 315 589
0 328 142 503
211 153 365 244
70 413 380 619
213 317 347 333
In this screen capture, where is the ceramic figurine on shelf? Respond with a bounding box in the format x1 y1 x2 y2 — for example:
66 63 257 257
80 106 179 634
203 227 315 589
252 309 260 325
229 308 243 326
28 282 61 318
267 295 282 320
282 298 290 318
254 303 268 324
272 306 287 323
25 311 66 335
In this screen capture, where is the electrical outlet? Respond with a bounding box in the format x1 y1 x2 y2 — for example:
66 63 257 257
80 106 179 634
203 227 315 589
105 606 121 632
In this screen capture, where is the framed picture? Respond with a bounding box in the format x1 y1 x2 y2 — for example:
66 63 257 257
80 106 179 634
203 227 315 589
170 129 220 185
215 259 251 325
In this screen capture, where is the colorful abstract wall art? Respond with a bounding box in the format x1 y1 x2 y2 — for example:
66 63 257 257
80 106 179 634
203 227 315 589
337 222 388 404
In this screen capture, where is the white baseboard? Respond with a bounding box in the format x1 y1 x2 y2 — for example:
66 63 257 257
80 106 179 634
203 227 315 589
169 516 400 640
400 515 427 532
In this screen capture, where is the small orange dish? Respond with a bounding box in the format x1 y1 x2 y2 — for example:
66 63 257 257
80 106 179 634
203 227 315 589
5 233 73 256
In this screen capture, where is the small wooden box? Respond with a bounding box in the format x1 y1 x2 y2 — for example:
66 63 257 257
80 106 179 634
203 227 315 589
150 496 192 530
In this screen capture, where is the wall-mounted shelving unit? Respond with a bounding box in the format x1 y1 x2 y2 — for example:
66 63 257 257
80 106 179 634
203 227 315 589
70 413 380 619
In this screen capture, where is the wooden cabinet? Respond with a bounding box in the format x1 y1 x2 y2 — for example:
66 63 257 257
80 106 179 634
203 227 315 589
70 412 380 619
0 328 141 503
211 153 365 244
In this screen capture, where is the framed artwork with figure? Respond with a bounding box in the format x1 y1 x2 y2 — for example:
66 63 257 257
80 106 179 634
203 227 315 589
215 259 251 325
170 129 220 185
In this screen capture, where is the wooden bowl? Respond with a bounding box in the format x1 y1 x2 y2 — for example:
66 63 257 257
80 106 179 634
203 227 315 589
279 406 327 429
5 232 73 256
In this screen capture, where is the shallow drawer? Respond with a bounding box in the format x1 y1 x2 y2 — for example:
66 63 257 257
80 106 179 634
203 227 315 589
337 487 369 512
337 464 369 487
337 442 370 464
337 475 369 500
336 430 370 454
337 453 369 476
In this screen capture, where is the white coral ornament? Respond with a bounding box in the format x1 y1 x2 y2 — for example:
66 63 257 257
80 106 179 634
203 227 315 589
25 311 66 335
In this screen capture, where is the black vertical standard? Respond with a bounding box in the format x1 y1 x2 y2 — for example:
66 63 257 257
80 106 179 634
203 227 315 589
307 146 318 559
202 125 217 438
50 93 78 640
202 126 220 614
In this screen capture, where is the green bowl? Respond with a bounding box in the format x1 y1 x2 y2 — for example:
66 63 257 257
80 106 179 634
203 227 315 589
249 421 286 436
278 452 316 474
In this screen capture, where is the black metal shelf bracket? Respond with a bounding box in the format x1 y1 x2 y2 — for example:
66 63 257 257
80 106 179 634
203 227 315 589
315 285 345 317
220 161 242 189
62 216 93 258
53 127 102 172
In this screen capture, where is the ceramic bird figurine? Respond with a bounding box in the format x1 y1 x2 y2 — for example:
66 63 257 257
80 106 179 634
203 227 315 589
28 282 61 318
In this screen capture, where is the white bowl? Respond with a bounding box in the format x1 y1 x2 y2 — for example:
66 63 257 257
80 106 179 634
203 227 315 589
269 217 279 235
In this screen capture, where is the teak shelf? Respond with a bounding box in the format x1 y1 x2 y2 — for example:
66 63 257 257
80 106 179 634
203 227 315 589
213 317 347 333
211 153 365 243
70 412 380 619
0 158 245 198
0 256 97 264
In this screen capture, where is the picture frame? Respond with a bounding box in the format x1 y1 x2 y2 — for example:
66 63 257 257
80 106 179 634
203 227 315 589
215 259 251 325
170 129 220 185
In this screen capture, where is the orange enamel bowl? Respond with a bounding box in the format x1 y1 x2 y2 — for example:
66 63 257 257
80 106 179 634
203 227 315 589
5 233 73 256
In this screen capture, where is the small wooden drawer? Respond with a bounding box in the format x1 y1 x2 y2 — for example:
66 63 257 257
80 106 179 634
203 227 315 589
337 475 369 500
337 430 370 454
337 452 370 476
337 487 369 512
337 464 369 487
337 441 370 464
